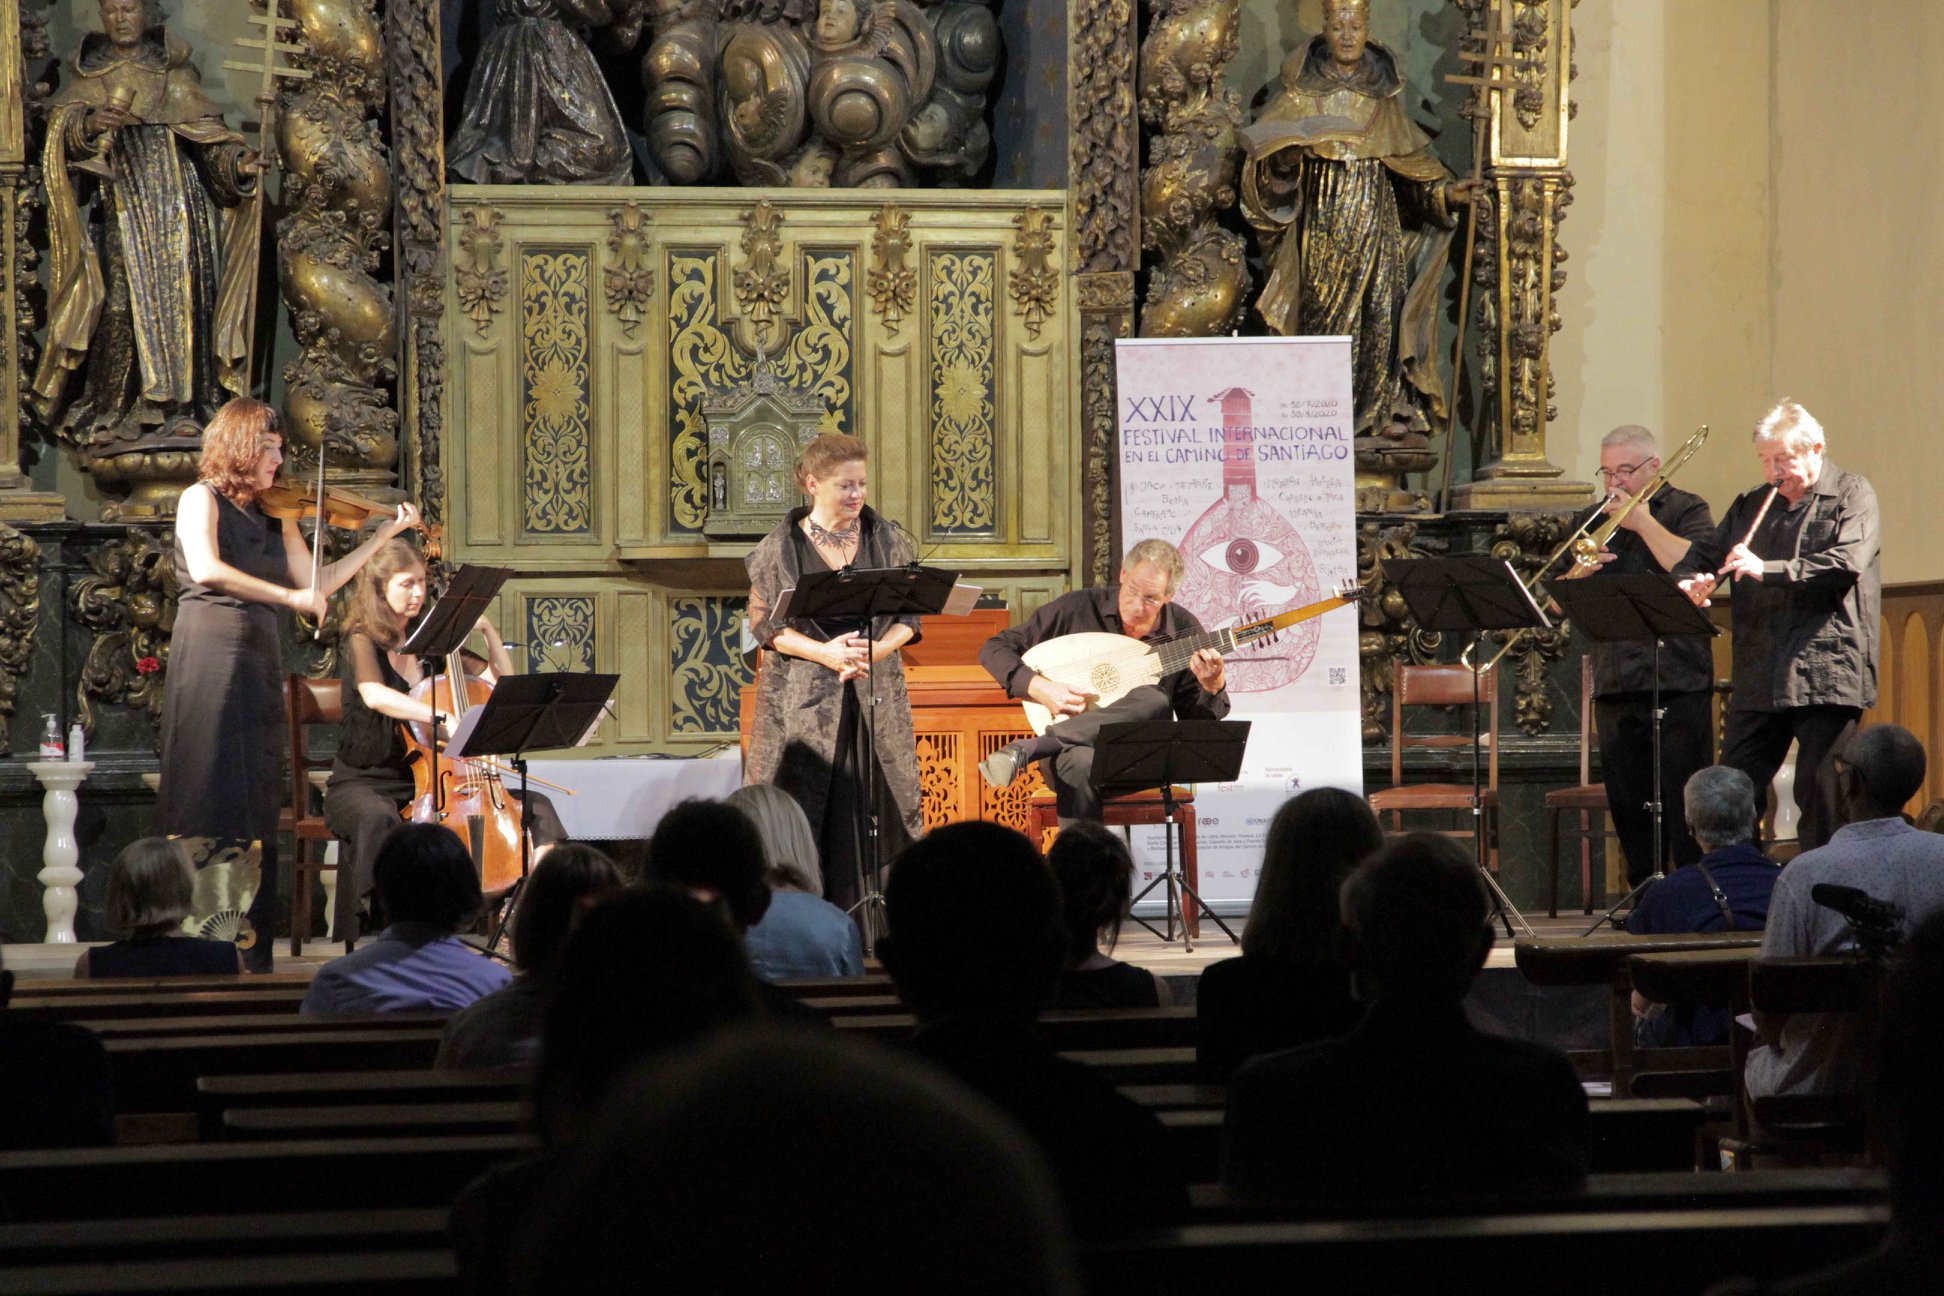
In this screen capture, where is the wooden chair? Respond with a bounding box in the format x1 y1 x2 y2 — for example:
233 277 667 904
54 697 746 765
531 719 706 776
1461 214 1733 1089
1369 663 1500 870
1030 786 1203 939
284 675 342 957
1545 656 1614 916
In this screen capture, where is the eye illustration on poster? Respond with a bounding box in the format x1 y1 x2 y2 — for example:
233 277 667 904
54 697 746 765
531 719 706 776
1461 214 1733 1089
1173 387 1323 693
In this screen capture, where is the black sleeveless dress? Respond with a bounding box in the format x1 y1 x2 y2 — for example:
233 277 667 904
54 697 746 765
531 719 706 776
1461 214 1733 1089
155 490 290 970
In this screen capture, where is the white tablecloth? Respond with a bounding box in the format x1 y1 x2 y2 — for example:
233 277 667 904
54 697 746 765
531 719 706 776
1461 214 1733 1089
508 751 743 840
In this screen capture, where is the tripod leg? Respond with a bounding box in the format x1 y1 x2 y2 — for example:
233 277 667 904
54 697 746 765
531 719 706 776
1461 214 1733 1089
1174 877 1239 945
1127 869 1174 942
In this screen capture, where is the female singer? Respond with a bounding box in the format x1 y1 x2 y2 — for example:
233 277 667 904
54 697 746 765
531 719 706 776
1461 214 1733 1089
744 433 924 915
157 397 419 970
324 538 565 942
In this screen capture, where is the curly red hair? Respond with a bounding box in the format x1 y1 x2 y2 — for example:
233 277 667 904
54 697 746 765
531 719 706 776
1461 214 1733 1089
198 398 282 504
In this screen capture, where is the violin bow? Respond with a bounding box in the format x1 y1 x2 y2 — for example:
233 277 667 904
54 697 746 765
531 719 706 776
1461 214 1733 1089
308 448 326 641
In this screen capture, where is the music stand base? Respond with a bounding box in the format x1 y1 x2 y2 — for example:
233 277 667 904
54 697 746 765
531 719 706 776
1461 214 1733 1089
1583 868 1663 937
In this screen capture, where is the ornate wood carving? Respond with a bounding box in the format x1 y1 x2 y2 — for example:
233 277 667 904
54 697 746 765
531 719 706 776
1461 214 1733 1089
733 199 791 348
0 521 39 743
1355 520 1445 744
385 0 449 525
604 202 655 336
1071 0 1138 585
277 0 398 491
1008 205 1058 341
866 202 915 334
1451 0 1589 511
454 206 509 337
1134 0 1247 339
70 529 176 738
1484 511 1574 735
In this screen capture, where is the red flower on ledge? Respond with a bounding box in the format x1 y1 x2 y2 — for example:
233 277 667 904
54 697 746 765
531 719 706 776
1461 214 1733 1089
136 656 161 675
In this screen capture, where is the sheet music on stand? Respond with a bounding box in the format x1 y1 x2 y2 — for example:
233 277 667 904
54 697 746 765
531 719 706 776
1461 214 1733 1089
445 696 614 760
771 567 982 625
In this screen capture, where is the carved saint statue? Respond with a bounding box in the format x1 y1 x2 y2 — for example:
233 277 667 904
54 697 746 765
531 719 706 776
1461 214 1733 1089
32 0 260 451
449 0 636 185
1239 0 1473 479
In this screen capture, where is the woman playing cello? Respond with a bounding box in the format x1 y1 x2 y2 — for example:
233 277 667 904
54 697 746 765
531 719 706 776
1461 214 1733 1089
324 538 565 941
157 397 420 971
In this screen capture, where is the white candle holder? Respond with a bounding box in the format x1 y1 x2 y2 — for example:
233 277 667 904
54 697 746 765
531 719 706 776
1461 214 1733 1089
29 761 94 943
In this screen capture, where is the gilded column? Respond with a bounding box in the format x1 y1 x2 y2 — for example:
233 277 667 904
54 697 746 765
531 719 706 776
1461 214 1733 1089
386 0 448 526
1450 0 1590 512
1070 0 1138 584
0 0 65 519
277 0 399 495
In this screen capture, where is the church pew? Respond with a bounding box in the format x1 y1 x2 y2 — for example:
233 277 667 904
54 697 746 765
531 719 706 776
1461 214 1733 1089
836 1006 1199 1050
77 1011 451 1040
0 1208 450 1266
2 1250 458 1296
8 974 316 998
219 1101 528 1140
4 989 313 1023
1080 1204 1889 1296
1153 1099 1709 1183
105 1029 449 1113
1182 1166 1888 1223
1061 1046 1199 1086
195 1068 533 1138
1516 932 1762 1096
0 1134 534 1222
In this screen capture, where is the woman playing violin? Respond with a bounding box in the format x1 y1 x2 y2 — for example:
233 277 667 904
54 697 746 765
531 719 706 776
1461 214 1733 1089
157 397 420 970
324 539 564 942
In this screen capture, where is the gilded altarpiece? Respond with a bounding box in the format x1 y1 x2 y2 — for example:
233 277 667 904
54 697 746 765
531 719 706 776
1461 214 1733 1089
446 188 1078 755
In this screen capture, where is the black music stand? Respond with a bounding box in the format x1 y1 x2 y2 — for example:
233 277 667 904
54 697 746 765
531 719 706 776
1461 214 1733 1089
1548 573 1720 936
776 563 970 950
399 564 513 817
1382 556 1550 938
1098 719 1251 953
450 671 618 952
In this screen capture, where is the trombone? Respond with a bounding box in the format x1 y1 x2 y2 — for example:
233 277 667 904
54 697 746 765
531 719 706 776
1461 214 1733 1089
1461 425 1711 673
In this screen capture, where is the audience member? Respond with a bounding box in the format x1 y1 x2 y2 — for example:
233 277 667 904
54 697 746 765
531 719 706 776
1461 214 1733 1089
1627 766 1782 1046
530 886 763 1144
881 821 1187 1236
454 886 762 1293
1195 788 1377 1079
1223 832 1589 1202
301 823 509 1015
507 1030 1079 1296
1708 911 1944 1296
727 783 864 979
1045 821 1168 1009
436 843 623 1070
0 947 113 1153
1746 724 1944 1099
74 837 241 977
646 797 828 1024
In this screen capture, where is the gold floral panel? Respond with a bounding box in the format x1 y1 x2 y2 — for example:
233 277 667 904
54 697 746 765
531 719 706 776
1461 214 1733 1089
928 249 998 535
666 248 855 535
669 595 755 735
524 595 597 674
520 249 594 536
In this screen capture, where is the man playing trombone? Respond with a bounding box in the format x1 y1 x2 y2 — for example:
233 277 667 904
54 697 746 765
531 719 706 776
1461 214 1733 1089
1675 401 1880 852
1561 425 1719 884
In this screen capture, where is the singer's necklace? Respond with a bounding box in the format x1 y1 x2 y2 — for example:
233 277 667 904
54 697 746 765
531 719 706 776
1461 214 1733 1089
806 515 859 547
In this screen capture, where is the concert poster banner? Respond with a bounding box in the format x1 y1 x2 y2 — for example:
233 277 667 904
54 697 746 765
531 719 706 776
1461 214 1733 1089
1114 336 1362 908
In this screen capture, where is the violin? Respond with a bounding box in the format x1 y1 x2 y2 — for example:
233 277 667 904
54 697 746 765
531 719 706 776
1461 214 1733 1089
259 477 443 559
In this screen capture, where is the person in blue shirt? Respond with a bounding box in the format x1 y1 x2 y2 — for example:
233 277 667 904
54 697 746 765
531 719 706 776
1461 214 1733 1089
1626 764 1782 1045
301 823 510 1015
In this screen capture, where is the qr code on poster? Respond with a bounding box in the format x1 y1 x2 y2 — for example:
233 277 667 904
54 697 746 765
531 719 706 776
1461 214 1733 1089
1328 667 1346 685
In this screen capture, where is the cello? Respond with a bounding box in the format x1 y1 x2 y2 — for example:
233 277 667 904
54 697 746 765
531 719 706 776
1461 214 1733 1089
399 605 528 897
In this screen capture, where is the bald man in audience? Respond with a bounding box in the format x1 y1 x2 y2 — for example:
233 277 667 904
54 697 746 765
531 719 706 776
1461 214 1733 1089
1746 724 1944 1100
